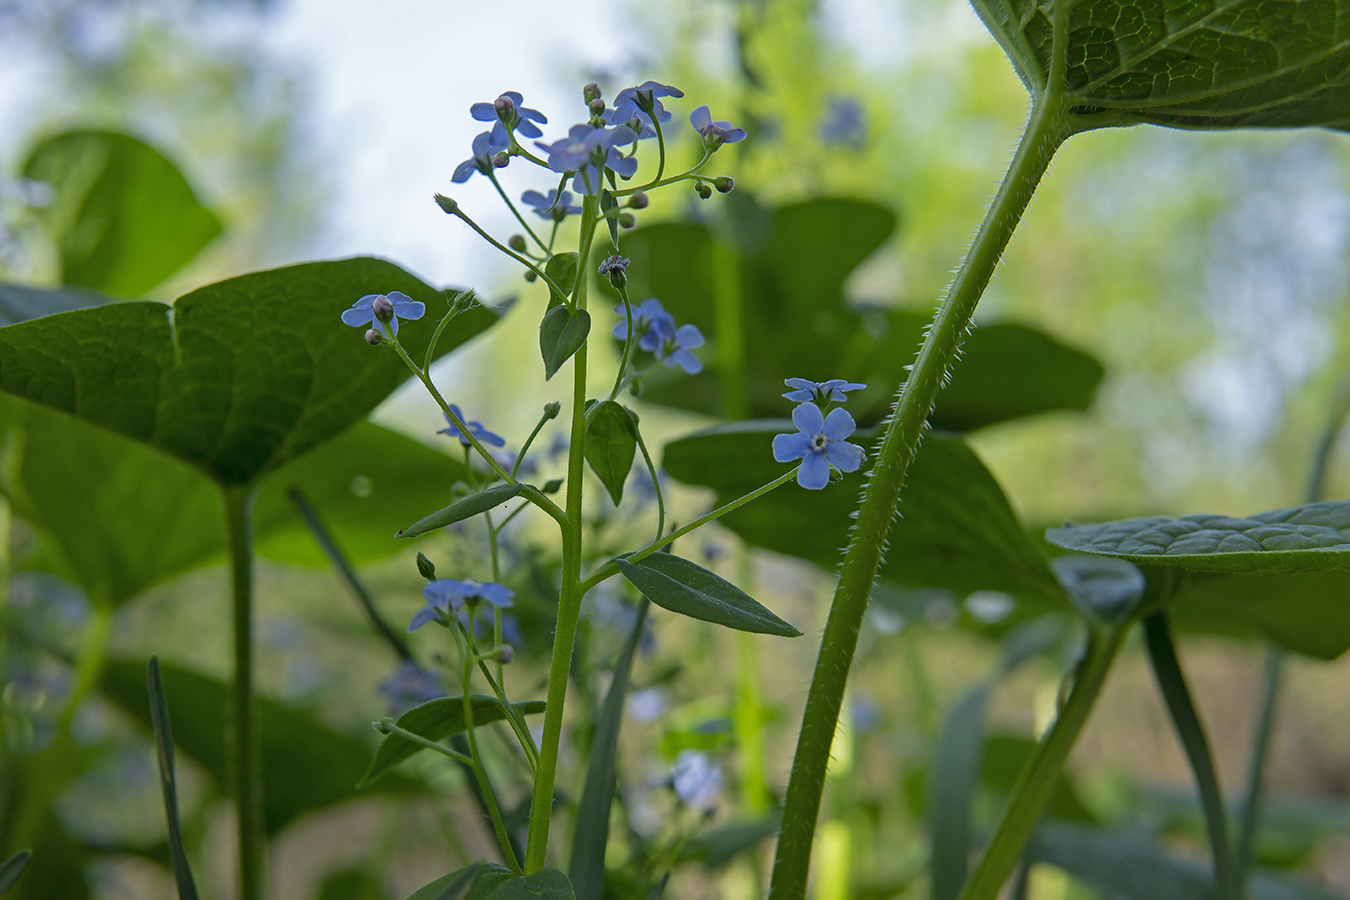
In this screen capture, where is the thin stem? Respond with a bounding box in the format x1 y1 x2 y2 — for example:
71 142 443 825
1144 612 1237 900
611 152 713 196
424 291 471 372
224 484 264 900
513 405 560 479
1236 646 1282 891
610 283 637 401
488 170 548 252
525 192 601 873
634 430 665 542
954 623 1128 900
447 206 568 301
653 118 667 183
375 719 475 765
767 90 1073 900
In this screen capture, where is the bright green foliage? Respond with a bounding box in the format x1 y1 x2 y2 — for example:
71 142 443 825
0 257 495 485
664 423 1063 606
602 197 1102 429
1047 501 1350 573
397 483 524 539
616 553 802 637
539 306 590 380
583 400 637 505
485 868 575 899
971 0 1350 131
23 130 223 296
361 697 547 786
100 659 420 835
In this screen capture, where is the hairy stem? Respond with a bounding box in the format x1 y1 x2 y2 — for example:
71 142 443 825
767 91 1073 900
224 485 264 900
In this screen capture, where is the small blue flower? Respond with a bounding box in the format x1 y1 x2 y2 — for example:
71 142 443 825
612 297 676 352
772 402 864 490
536 124 639 195
438 404 506 448
689 105 747 151
608 81 683 129
782 378 867 405
820 94 865 148
521 189 581 220
657 323 705 374
671 749 721 810
340 291 425 338
410 578 515 632
453 130 509 183
471 90 548 139
377 660 444 713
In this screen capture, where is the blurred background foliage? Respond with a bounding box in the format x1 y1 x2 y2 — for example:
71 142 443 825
1 0 1349 898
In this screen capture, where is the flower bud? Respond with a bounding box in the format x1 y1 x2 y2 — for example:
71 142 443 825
524 269 538 282
492 150 510 168
714 176 735 193
364 328 382 346
589 98 606 118
509 234 527 252
434 193 458 214
494 93 515 120
696 181 713 200
597 254 630 290
499 644 515 664
543 401 561 420
583 82 602 104
416 552 437 581
543 478 564 494
372 294 395 322
628 191 649 209
619 212 636 229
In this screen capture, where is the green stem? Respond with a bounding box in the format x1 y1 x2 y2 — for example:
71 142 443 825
1235 647 1282 892
513 405 560 479
524 193 601 873
424 291 472 372
611 152 713 196
488 170 548 252
375 719 475 765
634 430 665 542
224 484 264 900
610 283 636 401
447 206 568 301
1144 612 1237 900
767 90 1073 900
954 623 1128 900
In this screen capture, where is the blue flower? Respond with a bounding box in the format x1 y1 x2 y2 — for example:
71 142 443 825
612 297 676 352
536 124 639 195
438 404 506 448
689 105 747 151
782 378 867 405
772 402 864 489
820 94 865 148
377 661 444 713
409 578 515 631
340 291 425 338
657 323 705 374
608 81 683 129
521 189 581 220
471 90 548 139
453 130 509 183
671 749 721 811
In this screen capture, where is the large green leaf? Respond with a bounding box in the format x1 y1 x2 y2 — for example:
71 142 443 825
970 0 1350 131
602 198 1102 430
361 696 547 786
408 864 512 900
486 869 575 900
0 257 496 485
100 658 419 835
23 130 222 296
662 423 1063 605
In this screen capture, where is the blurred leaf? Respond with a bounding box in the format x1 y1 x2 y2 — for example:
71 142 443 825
982 735 1095 823
361 697 546 787
1 809 89 900
617 553 801 637
663 423 1063 605
1027 823 1343 900
676 818 781 869
101 658 418 835
539 306 590 380
971 0 1350 131
0 850 31 893
146 658 200 900
23 130 222 296
1052 555 1147 626
409 863 510 900
0 282 120 325
584 401 637 505
570 601 648 900
1169 569 1350 660
603 198 1102 430
396 483 523 540
316 869 386 900
486 868 574 900
0 257 497 485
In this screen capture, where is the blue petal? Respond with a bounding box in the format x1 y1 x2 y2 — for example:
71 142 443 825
773 431 812 463
392 298 426 321
792 402 824 435
341 305 374 327
690 105 711 133
452 159 477 183
723 128 748 143
479 583 515 608
822 407 857 441
515 120 543 139
470 102 496 121
797 452 830 489
408 605 440 632
826 439 864 473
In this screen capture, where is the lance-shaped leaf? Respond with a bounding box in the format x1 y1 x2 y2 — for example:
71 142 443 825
971 0 1350 132
0 257 497 485
584 401 637 505
361 696 547 786
617 553 801 637
0 850 31 894
147 658 200 900
23 129 223 296
397 483 524 539
539 306 590 380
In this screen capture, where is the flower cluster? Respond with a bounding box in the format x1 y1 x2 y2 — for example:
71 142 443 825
612 297 704 374
409 578 515 632
773 378 867 489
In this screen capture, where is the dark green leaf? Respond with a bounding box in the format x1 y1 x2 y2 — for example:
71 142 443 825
0 257 497 485
0 850 31 894
616 553 801 637
663 423 1063 606
146 658 200 900
316 870 386 900
100 658 418 835
584 401 637 505
408 863 511 900
539 306 591 380
361 696 547 786
971 0 1350 132
545 253 579 299
569 601 649 900
23 130 222 296
676 818 781 869
1168 569 1350 660
1051 555 1146 626
0 281 120 325
397 483 524 539
600 190 620 250
486 868 575 900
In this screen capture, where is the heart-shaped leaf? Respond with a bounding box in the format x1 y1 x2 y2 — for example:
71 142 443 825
584 400 637 505
486 868 575 900
397 483 524 539
408 864 512 900
539 305 590 380
23 130 223 296
361 696 547 786
616 553 801 637
0 257 497 485
971 0 1350 132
